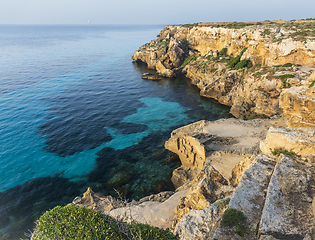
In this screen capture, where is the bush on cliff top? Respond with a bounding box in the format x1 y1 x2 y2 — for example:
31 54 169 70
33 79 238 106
32 205 176 240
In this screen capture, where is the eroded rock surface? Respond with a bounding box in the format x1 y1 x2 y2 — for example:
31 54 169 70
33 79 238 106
280 86 315 128
174 198 230 240
260 126 315 162
132 23 315 118
212 154 276 240
259 155 315 239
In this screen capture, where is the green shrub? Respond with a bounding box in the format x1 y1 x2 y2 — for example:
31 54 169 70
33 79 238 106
271 148 300 158
227 47 249 69
218 48 228 57
199 61 208 68
225 22 253 29
32 205 176 240
244 114 270 120
278 74 294 88
227 55 241 68
32 205 123 240
309 80 315 88
261 29 271 36
158 41 169 49
282 63 293 67
221 208 248 237
180 38 189 45
182 54 197 66
235 59 253 70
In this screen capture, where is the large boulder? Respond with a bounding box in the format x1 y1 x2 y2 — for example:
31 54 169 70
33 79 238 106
212 154 276 239
260 127 315 163
259 155 315 239
156 61 176 78
279 86 315 128
174 198 230 240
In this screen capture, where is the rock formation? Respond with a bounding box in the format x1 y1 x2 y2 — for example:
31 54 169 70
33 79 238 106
43 21 315 240
132 21 315 119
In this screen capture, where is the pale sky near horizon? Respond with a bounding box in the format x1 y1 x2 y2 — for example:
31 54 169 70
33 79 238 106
0 0 314 25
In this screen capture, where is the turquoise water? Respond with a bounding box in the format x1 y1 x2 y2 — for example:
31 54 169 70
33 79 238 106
0 25 230 239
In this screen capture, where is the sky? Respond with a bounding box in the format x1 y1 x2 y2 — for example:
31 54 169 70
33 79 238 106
0 0 314 25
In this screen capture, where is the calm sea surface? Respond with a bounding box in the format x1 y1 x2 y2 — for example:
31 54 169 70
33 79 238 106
0 25 230 239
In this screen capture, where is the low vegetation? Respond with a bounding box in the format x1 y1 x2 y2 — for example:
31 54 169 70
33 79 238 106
221 208 248 237
32 205 176 240
271 148 301 158
244 114 270 120
227 47 252 70
182 54 197 67
158 41 169 49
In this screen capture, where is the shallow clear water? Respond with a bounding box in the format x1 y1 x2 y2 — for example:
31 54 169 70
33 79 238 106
0 25 231 239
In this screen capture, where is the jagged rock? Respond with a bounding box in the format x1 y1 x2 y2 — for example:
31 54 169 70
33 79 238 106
259 155 315 239
141 73 162 81
166 118 270 189
133 24 315 118
139 191 174 203
280 86 315 128
174 198 230 240
156 61 176 77
260 127 315 162
309 71 315 81
171 176 234 231
275 27 281 33
213 154 276 239
70 187 125 212
229 155 255 187
166 38 186 68
171 166 200 189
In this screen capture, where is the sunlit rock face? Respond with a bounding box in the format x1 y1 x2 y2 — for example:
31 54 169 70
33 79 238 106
132 22 315 119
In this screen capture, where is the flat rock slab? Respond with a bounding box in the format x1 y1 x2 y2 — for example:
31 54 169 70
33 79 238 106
213 154 276 239
203 118 267 155
259 155 315 239
209 153 245 181
105 189 188 229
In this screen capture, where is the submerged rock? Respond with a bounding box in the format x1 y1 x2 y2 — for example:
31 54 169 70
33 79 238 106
141 73 162 81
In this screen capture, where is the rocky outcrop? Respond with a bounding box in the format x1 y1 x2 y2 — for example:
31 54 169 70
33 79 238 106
165 118 268 189
260 127 315 163
66 116 315 240
132 22 315 118
212 154 276 240
259 155 315 239
174 198 230 240
280 86 315 128
154 24 315 67
105 190 189 229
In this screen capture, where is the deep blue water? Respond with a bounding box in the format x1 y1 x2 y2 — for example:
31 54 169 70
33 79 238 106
0 25 231 239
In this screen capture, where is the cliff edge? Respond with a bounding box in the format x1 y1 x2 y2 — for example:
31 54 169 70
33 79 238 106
132 20 315 124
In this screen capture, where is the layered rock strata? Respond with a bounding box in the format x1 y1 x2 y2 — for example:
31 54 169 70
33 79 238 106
132 22 315 118
69 116 315 240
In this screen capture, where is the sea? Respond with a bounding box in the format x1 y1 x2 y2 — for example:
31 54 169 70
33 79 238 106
0 24 231 239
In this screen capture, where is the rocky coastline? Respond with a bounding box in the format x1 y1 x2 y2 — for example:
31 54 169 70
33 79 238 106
33 21 315 240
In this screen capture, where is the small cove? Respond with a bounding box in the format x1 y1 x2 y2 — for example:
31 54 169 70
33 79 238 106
0 25 231 239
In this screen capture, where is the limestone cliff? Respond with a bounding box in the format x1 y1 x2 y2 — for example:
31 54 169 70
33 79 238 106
132 21 315 119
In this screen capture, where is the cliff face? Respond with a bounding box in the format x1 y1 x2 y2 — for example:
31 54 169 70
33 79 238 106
155 24 315 66
132 21 315 119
